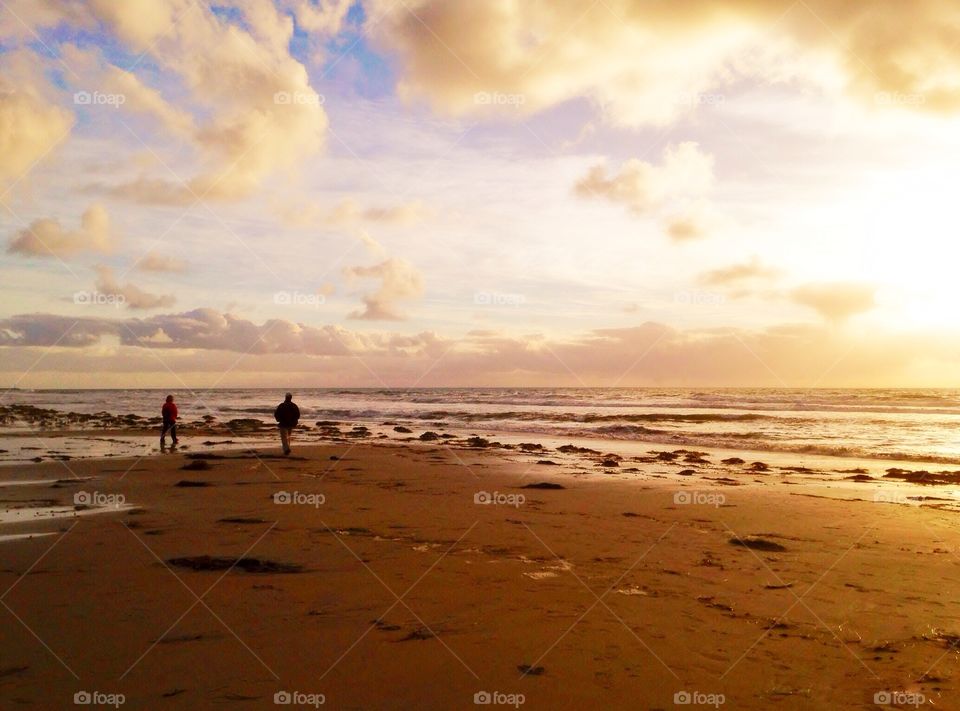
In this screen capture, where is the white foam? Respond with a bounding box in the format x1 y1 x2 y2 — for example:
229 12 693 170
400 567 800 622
0 479 90 487
0 532 57 543
0 503 137 524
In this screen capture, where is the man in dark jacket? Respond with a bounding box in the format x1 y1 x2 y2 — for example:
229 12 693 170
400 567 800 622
274 392 300 455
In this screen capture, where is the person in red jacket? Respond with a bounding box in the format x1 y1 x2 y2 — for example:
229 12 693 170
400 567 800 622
161 394 179 449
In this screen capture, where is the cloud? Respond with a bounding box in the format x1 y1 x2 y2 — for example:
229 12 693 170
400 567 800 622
94 265 176 310
791 282 876 322
0 58 74 185
371 0 960 125
79 0 329 204
458 322 916 386
2 311 955 387
343 257 425 320
0 1 93 41
86 177 196 207
0 308 436 356
332 199 432 226
87 0 177 47
0 314 116 348
576 143 714 214
575 142 715 238
290 0 354 34
235 0 296 50
7 204 112 257
699 258 780 286
265 0 356 65
134 253 188 273
61 44 196 141
276 198 432 228
355 229 387 258
370 0 753 126
109 70 196 140
665 213 708 242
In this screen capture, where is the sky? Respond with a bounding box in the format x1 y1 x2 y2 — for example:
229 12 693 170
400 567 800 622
1 0 959 388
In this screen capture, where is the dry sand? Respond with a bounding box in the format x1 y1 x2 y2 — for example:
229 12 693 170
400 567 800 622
1 439 959 709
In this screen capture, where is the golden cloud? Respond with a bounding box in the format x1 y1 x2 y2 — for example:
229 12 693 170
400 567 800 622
343 257 425 320
93 265 176 310
0 91 72 184
8 204 112 257
2 311 955 387
81 0 328 204
134 253 189 274
371 0 960 124
699 258 780 286
791 282 876 322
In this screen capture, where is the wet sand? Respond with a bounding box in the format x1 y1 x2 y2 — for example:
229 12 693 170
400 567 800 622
1 439 959 709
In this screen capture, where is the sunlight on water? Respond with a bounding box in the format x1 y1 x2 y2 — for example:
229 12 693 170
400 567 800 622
3 388 960 464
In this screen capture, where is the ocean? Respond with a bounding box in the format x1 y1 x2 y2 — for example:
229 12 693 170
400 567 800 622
4 387 960 465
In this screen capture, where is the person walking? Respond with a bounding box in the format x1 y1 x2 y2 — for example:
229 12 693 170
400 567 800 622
274 392 300 455
160 394 179 449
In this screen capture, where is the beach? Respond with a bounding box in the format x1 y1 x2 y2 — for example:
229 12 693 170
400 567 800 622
2 430 959 709
7 0 960 707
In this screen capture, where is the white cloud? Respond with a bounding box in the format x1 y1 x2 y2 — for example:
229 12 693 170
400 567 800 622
575 143 716 239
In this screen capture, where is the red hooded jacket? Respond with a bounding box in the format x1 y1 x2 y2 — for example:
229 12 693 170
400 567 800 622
162 402 178 423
